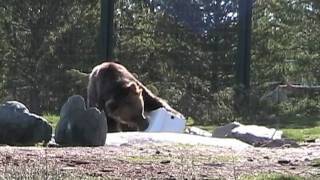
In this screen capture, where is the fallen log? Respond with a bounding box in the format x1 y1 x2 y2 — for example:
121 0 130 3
278 83 320 96
260 83 320 104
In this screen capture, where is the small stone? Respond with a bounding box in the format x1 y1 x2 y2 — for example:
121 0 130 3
120 143 131 147
263 156 270 159
100 168 113 173
203 162 223 167
278 159 291 165
70 160 90 165
200 174 208 177
289 162 299 166
305 139 316 143
304 158 311 162
61 167 76 171
160 160 171 164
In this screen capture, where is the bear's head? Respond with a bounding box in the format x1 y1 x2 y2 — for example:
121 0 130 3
105 82 149 131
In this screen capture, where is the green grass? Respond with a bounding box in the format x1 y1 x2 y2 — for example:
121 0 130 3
311 158 320 167
240 172 306 180
273 114 320 141
282 127 320 141
43 113 60 128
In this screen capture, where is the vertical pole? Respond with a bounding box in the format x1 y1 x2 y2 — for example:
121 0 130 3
237 0 252 90
235 0 253 115
100 0 115 60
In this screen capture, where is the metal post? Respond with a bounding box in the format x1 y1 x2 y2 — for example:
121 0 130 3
237 0 252 90
234 0 253 115
99 0 115 60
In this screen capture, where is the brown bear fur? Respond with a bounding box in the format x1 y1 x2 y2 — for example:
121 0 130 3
87 61 183 132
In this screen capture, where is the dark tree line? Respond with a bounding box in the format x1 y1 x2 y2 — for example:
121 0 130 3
0 0 319 124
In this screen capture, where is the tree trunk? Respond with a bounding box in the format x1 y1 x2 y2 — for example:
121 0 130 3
29 88 41 114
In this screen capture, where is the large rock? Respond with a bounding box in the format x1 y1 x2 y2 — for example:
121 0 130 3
55 95 107 146
213 122 285 147
212 122 241 138
185 127 212 137
230 124 283 146
0 101 52 145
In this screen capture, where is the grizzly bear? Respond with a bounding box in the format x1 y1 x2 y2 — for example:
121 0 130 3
87 61 183 132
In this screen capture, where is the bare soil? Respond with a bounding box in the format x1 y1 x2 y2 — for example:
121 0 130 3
0 141 319 179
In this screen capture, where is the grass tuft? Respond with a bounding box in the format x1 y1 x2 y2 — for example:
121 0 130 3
240 172 306 180
43 113 60 128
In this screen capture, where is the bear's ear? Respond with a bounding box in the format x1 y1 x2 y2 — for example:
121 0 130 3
125 82 142 95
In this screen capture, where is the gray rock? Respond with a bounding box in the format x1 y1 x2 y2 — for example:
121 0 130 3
212 122 286 147
212 122 241 138
185 127 212 137
55 95 107 146
230 124 283 146
0 101 52 146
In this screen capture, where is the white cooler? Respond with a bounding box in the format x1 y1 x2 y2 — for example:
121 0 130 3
145 108 186 133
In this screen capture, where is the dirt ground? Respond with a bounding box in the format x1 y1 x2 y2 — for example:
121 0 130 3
0 140 319 179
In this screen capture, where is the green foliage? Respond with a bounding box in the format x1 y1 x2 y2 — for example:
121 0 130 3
211 87 240 124
0 0 100 113
113 0 239 124
245 0 320 131
252 0 320 85
278 97 320 117
43 113 60 128
0 0 319 127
